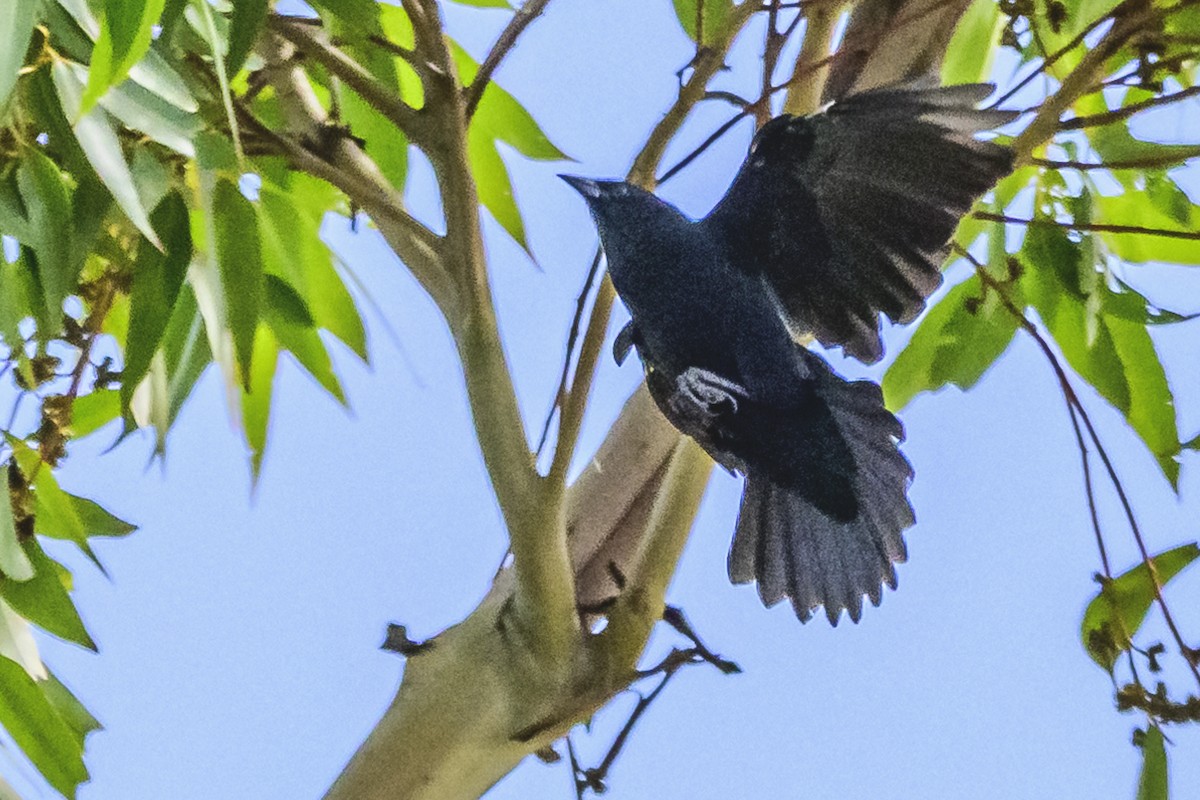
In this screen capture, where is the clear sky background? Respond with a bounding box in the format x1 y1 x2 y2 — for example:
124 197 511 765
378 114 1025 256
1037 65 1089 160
8 1 1200 798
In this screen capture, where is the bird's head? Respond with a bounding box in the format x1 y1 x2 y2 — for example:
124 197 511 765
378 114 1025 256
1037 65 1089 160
560 175 682 278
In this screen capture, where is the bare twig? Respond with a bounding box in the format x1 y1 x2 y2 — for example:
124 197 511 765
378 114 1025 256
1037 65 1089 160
974 211 1200 241
464 0 555 119
538 247 603 462
1031 148 1200 170
1059 85 1200 129
962 248 1200 690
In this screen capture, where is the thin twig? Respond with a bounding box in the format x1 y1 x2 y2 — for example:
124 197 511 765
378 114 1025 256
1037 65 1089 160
974 212 1200 241
464 0 554 119
991 0 1126 109
657 111 751 184
538 247 603 461
1059 85 1200 129
962 247 1200 689
1031 149 1200 170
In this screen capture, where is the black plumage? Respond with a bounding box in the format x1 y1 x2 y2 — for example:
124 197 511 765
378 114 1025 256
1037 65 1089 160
564 82 1016 625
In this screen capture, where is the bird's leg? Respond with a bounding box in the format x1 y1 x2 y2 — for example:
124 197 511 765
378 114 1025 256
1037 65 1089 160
668 367 746 425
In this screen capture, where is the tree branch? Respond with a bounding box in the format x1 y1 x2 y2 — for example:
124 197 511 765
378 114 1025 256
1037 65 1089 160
270 16 432 146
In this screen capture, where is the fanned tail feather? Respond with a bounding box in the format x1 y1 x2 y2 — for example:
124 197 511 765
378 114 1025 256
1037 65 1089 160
728 360 913 625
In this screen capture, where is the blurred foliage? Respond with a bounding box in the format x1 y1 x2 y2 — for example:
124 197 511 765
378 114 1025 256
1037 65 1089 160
0 0 1194 796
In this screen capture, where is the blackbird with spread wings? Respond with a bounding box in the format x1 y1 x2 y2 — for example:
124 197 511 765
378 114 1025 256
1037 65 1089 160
563 82 1016 625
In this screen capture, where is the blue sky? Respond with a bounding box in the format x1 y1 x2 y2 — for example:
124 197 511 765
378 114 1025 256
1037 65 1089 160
11 1 1200 797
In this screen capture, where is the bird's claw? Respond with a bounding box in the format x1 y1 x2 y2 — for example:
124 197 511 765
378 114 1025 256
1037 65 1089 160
669 367 745 424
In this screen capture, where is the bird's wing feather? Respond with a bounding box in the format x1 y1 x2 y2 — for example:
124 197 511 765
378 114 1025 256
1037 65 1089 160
701 81 1017 363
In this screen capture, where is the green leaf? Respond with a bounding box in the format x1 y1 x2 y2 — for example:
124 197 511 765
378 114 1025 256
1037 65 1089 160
256 172 367 360
122 192 192 419
267 311 346 406
0 466 34 582
85 64 201 157
942 0 1004 85
1081 543 1199 671
81 0 167 115
449 40 566 252
883 274 1020 411
239 324 277 480
39 671 102 747
265 274 315 327
672 0 732 44
1092 191 1200 265
70 495 135 538
52 59 162 248
1021 220 1181 487
226 0 268 76
0 536 94 650
0 598 44 679
212 179 264 388
16 147 75 320
70 390 120 438
0 655 89 798
0 0 38 114
1137 725 1169 800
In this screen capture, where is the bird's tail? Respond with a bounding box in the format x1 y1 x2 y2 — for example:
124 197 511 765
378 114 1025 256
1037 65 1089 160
728 358 913 625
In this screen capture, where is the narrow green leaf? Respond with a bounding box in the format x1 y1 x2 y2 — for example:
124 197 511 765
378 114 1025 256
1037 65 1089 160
0 599 45 679
1081 543 1199 671
78 63 201 157
883 274 1020 411
40 671 102 747
0 465 34 582
122 192 192 417
70 390 120 438
226 0 269 76
0 537 94 650
239 324 277 480
52 59 161 248
0 0 38 114
212 179 264 388
267 312 345 406
1021 221 1181 487
71 495 135 538
0 655 89 797
256 173 367 360
469 131 528 249
671 0 733 44
942 0 1004 85
1092 191 1200 265
81 0 167 115
265 274 315 327
0 470 33 582
16 148 75 320
1137 725 1169 800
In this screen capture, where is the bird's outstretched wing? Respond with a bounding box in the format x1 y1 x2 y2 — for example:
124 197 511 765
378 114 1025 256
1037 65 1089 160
701 82 1017 363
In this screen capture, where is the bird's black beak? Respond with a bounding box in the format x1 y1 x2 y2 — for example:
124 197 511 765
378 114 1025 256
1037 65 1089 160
559 174 602 200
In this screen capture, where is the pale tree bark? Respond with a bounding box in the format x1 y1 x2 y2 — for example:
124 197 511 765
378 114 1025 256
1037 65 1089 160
233 0 1163 796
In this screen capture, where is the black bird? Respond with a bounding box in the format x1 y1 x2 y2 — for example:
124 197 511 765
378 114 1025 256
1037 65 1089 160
563 82 1016 625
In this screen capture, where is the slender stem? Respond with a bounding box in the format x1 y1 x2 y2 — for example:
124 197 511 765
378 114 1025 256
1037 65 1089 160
975 211 1200 241
1060 85 1200 130
464 0 555 119
968 254 1200 689
1031 148 1200 170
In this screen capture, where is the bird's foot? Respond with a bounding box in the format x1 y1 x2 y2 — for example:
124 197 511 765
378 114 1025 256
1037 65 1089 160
668 367 745 424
